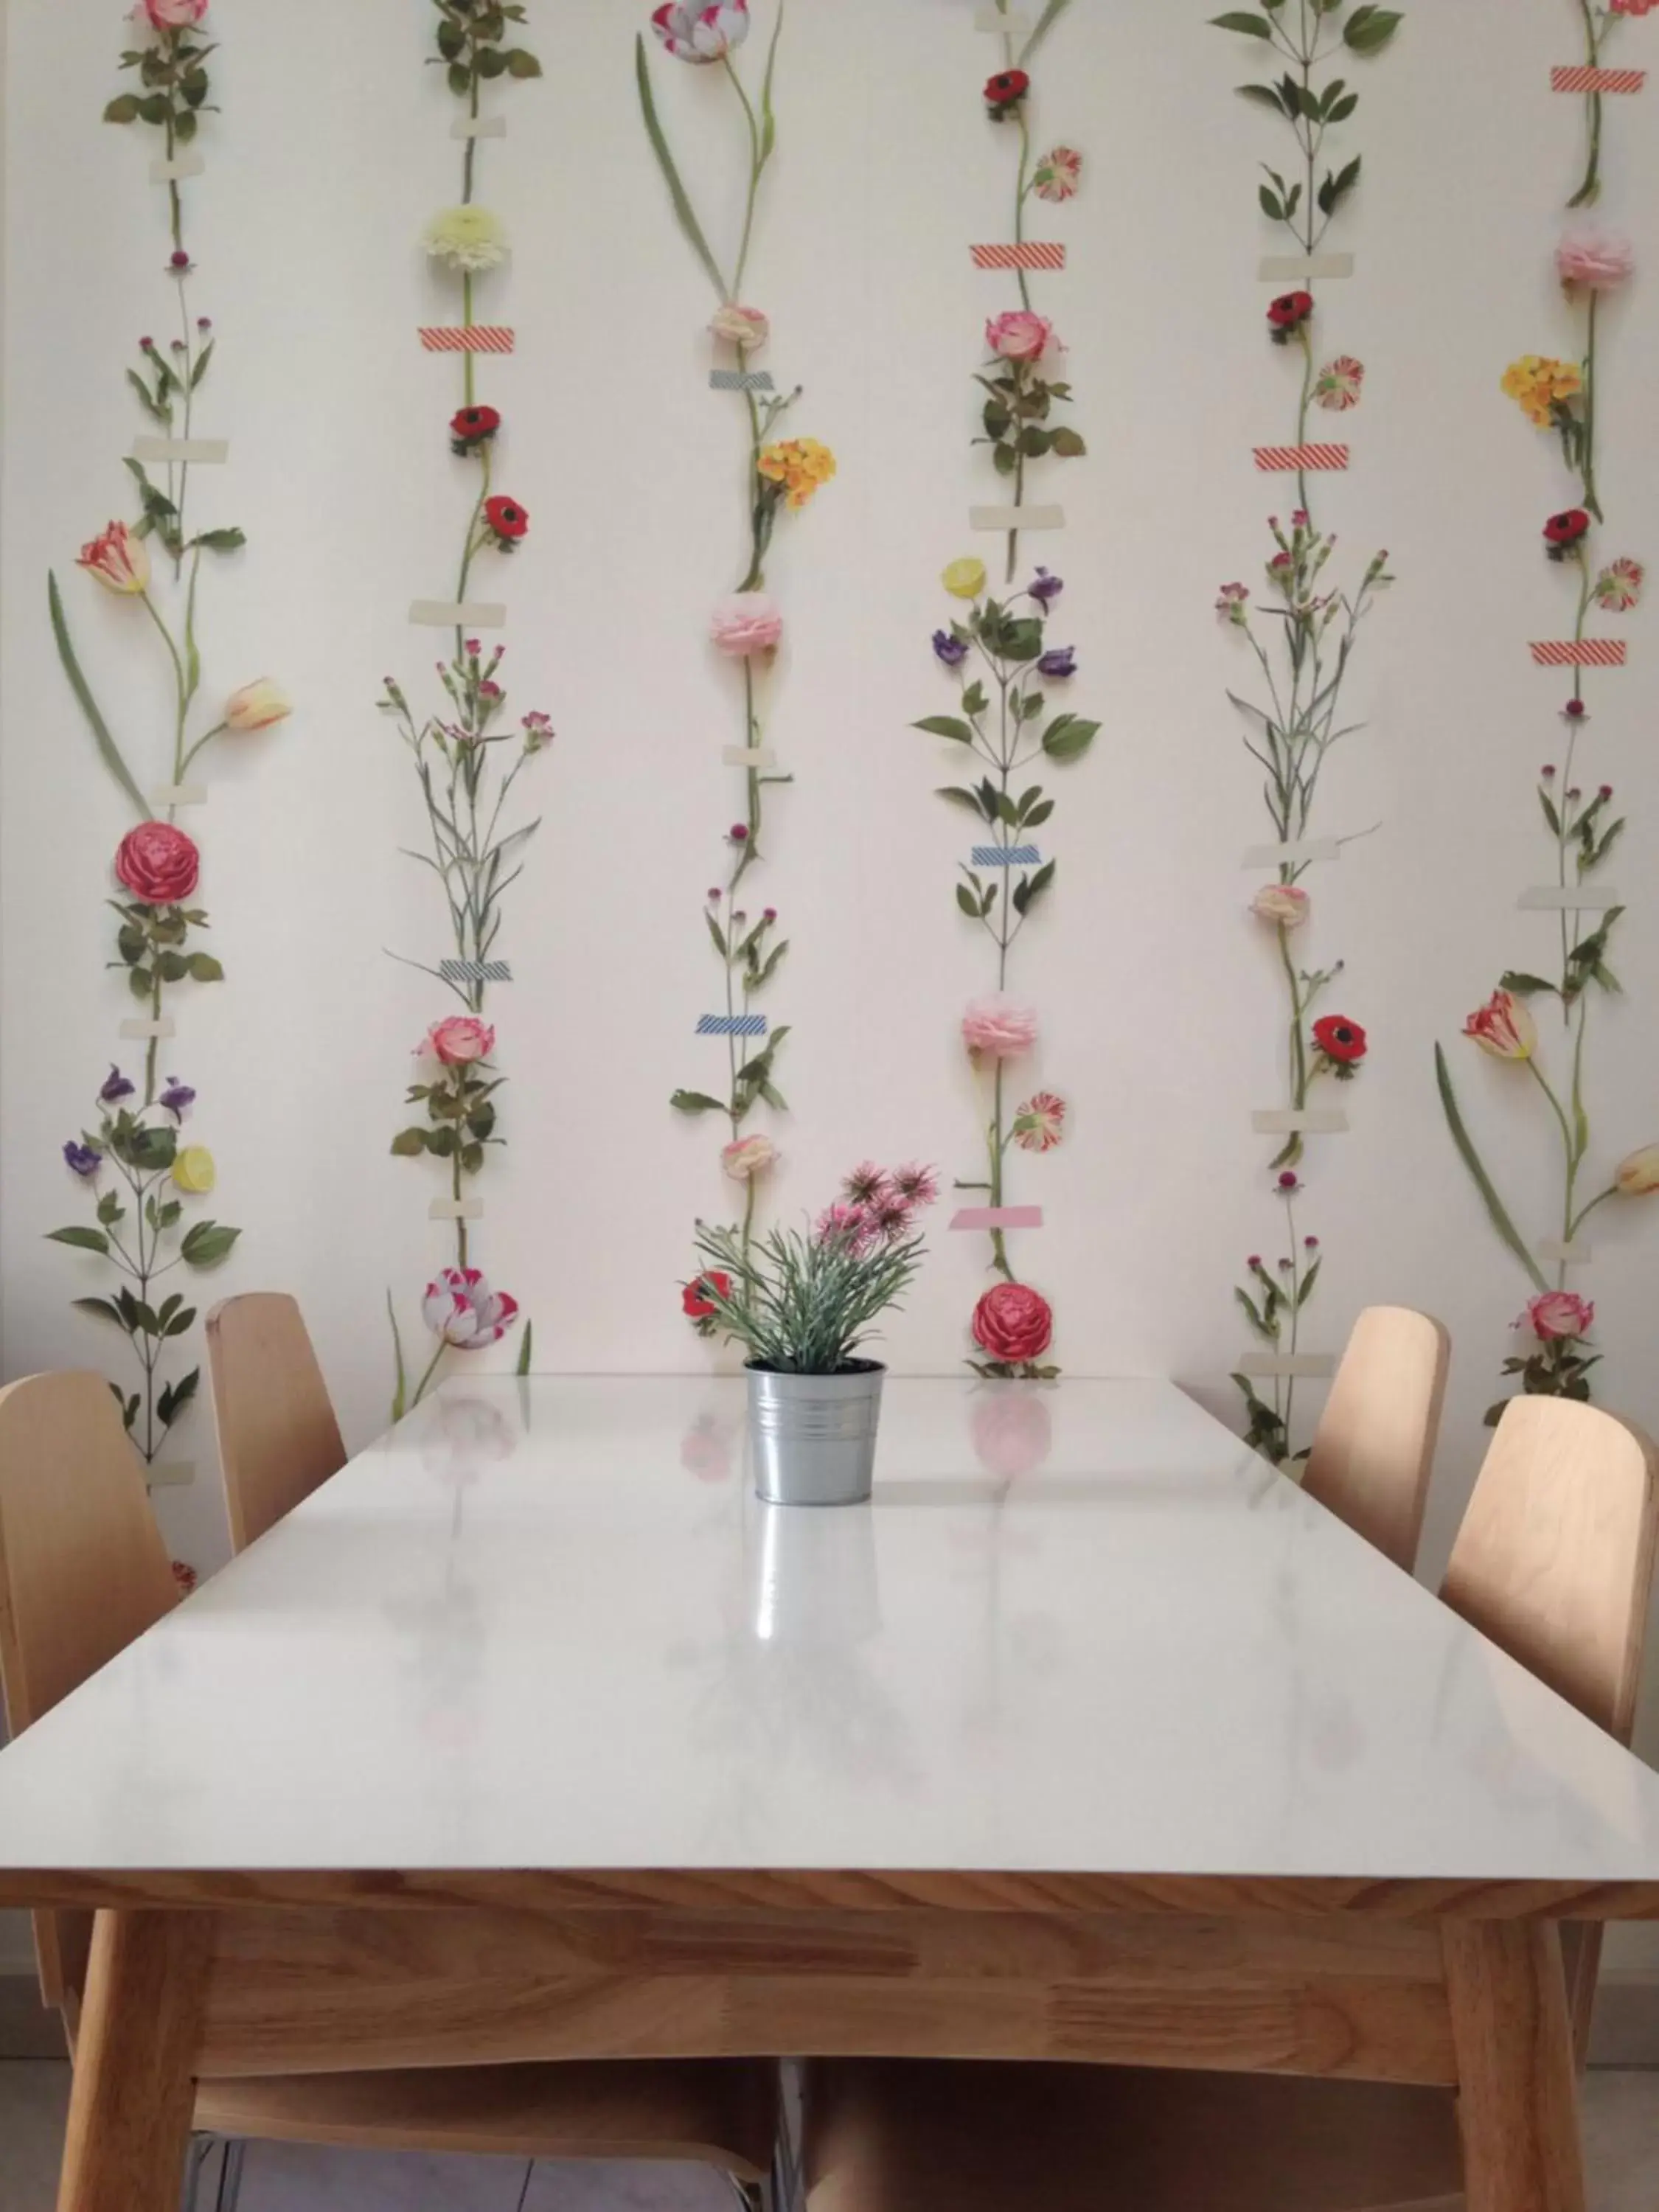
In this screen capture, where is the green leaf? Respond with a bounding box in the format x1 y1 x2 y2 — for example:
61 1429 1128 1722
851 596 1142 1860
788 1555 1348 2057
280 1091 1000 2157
48 574 151 819
178 1220 240 1267
515 1318 535 1376
914 714 975 744
1211 9 1274 32
670 1091 727 1116
506 47 542 75
388 1290 409 1425
1049 425 1086 458
193 528 246 554
936 786 990 817
187 953 225 983
73 1295 128 1329
1343 4 1402 52
635 33 728 301
1042 715 1100 762
1498 972 1559 999
1015 0 1074 64
1237 81 1287 112
390 1128 430 1157
1435 1043 1548 1293
956 883 981 919
164 1303 198 1338
47 1225 111 1255
103 93 142 123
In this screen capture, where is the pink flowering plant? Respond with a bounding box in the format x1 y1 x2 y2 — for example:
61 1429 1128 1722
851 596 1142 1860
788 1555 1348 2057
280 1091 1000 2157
1232 1169 1321 1464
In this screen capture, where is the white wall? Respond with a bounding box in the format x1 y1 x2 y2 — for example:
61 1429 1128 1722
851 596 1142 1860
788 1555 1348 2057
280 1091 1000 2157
3 0 1659 1942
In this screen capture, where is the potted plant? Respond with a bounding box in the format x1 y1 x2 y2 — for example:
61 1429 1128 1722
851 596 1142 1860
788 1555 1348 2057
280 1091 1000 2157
689 1163 937 1505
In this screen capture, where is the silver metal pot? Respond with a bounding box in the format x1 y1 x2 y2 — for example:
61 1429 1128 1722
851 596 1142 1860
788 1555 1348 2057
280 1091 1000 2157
746 1362 886 1507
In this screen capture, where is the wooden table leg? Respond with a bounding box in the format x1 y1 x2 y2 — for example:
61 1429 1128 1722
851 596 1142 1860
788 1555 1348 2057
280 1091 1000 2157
1441 1920 1587 2212
57 1910 212 2212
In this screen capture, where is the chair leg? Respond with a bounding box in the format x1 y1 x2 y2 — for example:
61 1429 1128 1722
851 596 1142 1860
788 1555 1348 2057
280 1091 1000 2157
212 2138 246 2212
510 2157 536 2212
178 2136 215 2212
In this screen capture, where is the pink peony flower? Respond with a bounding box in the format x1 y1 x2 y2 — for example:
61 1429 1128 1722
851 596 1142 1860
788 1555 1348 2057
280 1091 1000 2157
1517 1291 1595 1343
422 1267 520 1349
962 994 1039 1059
1556 227 1635 291
1251 884 1309 930
721 1133 777 1180
709 302 768 350
710 591 783 657
985 310 1054 364
425 1015 495 1066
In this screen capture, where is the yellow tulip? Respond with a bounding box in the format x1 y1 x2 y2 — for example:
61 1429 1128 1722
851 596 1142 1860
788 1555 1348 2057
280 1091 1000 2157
172 1145 216 1194
1615 1145 1659 1197
942 557 987 601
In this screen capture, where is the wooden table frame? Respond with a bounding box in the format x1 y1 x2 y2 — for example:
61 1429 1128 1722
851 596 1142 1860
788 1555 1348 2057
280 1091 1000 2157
6 1866 1651 2212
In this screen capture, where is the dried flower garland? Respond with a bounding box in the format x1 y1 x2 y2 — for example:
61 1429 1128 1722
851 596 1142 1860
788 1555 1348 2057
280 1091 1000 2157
382 0 549 1416
1212 0 1400 1465
637 0 838 1279
1437 73 1652 1425
46 1 284 1474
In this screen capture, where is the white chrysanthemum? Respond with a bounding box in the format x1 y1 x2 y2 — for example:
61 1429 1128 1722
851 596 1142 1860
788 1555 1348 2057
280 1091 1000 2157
422 204 508 274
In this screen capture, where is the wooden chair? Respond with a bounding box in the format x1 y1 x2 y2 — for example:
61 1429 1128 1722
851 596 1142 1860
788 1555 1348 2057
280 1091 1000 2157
1302 1306 1450 1571
0 1372 781 2210
802 1394 1659 2212
205 1293 347 1550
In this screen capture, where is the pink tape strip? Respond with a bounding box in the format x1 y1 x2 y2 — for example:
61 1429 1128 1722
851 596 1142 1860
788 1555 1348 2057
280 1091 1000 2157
1551 65 1645 93
1529 639 1627 667
419 326 516 354
1253 442 1349 471
950 1206 1044 1232
970 243 1067 271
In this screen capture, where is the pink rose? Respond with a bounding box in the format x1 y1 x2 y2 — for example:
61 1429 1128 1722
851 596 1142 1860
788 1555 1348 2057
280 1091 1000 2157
1556 227 1635 291
961 993 1039 1059
985 310 1054 364
710 592 783 657
426 1015 495 1067
1517 1291 1595 1343
114 821 199 905
972 1282 1054 1365
137 0 209 26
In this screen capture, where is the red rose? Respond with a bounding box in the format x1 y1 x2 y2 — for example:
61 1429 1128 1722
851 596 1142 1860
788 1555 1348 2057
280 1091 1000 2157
1544 508 1590 559
682 1272 734 1321
971 1281 1054 1365
984 68 1029 111
484 494 529 546
451 404 501 452
1312 1015 1367 1065
114 820 200 906
1266 290 1314 341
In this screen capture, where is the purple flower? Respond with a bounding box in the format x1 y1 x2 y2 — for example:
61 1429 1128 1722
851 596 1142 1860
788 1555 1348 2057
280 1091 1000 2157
159 1077 196 1116
99 1064 136 1105
1037 646 1077 679
932 629 969 667
63 1140 102 1179
1029 568 1064 607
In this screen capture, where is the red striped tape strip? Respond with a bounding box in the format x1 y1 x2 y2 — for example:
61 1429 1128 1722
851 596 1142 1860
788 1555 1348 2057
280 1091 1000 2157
970 242 1067 271
1551 65 1645 93
1253 442 1350 471
1530 639 1627 667
419 325 516 354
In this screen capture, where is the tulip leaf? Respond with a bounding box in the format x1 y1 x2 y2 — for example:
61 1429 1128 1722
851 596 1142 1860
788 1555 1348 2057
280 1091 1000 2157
515 1318 535 1377
48 574 152 821
388 1290 408 1425
1017 0 1074 66
1435 1044 1548 1293
635 35 729 302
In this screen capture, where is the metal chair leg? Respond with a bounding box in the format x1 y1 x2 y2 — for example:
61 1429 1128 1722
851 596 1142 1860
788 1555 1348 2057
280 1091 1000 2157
511 2157 536 2212
212 2138 247 2212
179 2135 216 2212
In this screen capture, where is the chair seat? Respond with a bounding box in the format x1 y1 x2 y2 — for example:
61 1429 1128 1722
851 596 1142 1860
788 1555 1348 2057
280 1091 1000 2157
804 2060 1464 2212
195 2059 778 2178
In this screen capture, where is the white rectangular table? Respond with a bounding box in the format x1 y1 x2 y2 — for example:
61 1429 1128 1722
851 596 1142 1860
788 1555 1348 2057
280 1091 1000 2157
3 1375 1658 2212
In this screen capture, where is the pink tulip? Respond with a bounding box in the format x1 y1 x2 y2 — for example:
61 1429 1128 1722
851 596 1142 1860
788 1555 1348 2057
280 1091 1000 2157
422 1267 519 1349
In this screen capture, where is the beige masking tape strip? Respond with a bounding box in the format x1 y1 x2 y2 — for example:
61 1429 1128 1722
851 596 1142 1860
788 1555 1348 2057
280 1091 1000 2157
1242 838 1340 868
1237 1353 1338 1381
150 784 208 809
429 1198 484 1222
722 746 776 769
1539 1239 1594 1265
150 152 205 182
973 4 1034 27
1517 886 1622 911
1258 252 1354 281
451 115 507 139
146 1463 195 1490
119 1017 175 1041
409 600 506 627
133 437 229 465
970 503 1065 532
1251 1109 1349 1135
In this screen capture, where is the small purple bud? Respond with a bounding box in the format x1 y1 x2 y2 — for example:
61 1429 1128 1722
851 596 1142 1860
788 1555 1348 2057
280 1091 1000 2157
99 1064 136 1105
63 1140 102 1179
931 629 969 667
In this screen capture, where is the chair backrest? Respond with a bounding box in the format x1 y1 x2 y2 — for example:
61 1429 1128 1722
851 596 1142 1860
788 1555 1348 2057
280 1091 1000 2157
0 1371 179 2018
1440 1393 1659 2059
206 1293 346 1551
1303 1306 1450 1572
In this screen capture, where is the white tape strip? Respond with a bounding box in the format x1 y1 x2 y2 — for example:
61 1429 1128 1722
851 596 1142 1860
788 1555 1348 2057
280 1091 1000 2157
150 152 205 183
1236 1353 1338 1381
408 600 506 627
1517 886 1623 911
133 437 228 465
146 1461 195 1490
451 115 507 139
1258 253 1354 281
722 746 776 769
119 1017 175 1041
429 1197 484 1222
970 504 1065 532
1539 1239 1594 1265
973 4 1033 26
1251 1109 1349 1135
150 784 208 809
1242 838 1340 868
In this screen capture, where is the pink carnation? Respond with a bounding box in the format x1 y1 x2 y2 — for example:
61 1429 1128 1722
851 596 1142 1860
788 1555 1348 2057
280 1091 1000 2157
961 994 1039 1059
985 310 1054 364
1556 227 1635 291
710 591 783 657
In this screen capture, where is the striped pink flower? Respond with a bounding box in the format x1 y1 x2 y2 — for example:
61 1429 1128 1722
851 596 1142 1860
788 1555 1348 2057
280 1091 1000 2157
1595 556 1644 613
1012 1091 1066 1153
1313 355 1364 411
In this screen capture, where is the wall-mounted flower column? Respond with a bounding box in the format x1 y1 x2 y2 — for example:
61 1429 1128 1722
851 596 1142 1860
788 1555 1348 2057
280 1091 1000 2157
1211 0 1400 1466
381 0 549 1416
914 5 1098 1382
1436 14 1654 1425
46 0 286 1488
636 1 837 1311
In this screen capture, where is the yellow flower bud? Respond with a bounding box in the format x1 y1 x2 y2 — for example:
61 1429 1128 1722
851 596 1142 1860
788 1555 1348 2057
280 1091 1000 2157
942 557 987 601
172 1145 216 1195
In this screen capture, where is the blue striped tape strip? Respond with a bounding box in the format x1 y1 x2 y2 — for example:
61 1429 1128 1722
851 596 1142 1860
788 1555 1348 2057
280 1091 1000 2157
697 1014 768 1037
970 846 1042 868
709 369 776 392
439 959 513 984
